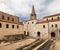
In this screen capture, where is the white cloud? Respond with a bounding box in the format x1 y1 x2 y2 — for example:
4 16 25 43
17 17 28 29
0 0 60 21
0 3 15 15
47 0 60 13
0 0 45 17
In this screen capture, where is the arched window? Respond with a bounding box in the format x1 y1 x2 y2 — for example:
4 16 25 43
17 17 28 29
7 17 10 20
12 18 14 21
52 18 53 20
51 25 53 27
28 22 29 24
17 25 19 29
2 15 4 19
6 24 9 28
0 23 2 28
47 19 48 21
31 14 33 16
32 22 34 24
12 25 14 29
59 30 60 33
43 25 45 28
55 24 57 27
57 17 59 19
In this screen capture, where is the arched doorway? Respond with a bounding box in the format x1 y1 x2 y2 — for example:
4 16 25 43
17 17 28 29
51 32 55 38
37 32 40 36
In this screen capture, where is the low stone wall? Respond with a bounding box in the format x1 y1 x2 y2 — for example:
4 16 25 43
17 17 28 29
37 39 53 50
15 39 41 50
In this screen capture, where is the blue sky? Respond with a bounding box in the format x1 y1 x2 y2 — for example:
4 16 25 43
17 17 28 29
0 0 60 22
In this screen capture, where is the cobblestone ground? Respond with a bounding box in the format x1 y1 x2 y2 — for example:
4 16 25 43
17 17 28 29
53 40 60 50
0 39 36 50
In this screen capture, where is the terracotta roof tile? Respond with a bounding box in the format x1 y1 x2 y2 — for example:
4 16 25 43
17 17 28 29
43 13 60 19
36 19 60 24
0 18 23 25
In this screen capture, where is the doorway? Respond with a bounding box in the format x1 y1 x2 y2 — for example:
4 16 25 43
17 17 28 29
37 32 40 36
51 32 55 38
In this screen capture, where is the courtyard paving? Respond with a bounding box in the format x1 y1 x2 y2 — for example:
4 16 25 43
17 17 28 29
53 40 60 50
0 39 36 50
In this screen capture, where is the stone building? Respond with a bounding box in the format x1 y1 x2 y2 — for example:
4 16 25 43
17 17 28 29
0 11 24 41
0 5 60 41
24 6 60 40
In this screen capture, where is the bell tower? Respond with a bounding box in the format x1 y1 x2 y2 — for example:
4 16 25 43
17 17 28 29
30 5 36 20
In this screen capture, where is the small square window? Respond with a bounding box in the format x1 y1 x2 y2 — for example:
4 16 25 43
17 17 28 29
57 17 59 19
28 22 29 24
59 30 60 33
7 17 10 20
12 25 14 29
6 24 9 28
43 25 45 28
12 18 14 21
2 15 4 19
55 24 57 27
51 25 53 27
0 23 2 28
47 19 48 21
31 14 33 16
17 25 19 29
32 22 33 24
52 18 53 20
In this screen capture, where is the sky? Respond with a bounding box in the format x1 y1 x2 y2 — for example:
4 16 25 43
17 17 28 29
0 0 60 22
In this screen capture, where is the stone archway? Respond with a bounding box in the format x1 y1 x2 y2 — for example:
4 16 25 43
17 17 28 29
51 32 55 38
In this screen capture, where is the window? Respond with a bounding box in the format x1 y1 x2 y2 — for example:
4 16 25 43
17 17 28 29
43 25 45 28
12 25 14 28
52 18 53 20
12 18 14 21
59 30 60 33
6 24 9 28
32 22 33 24
31 14 33 16
2 15 4 19
47 19 48 21
7 17 10 20
51 25 53 27
57 17 59 19
17 25 19 29
28 22 29 24
55 24 57 27
0 23 2 28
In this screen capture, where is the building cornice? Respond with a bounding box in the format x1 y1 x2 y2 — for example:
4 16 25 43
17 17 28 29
36 18 60 24
0 18 23 25
43 13 60 19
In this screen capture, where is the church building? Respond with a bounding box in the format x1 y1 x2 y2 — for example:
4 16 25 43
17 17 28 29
0 5 60 41
24 6 60 40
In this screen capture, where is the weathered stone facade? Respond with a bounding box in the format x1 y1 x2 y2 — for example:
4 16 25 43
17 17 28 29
0 11 24 41
24 6 60 40
0 6 60 41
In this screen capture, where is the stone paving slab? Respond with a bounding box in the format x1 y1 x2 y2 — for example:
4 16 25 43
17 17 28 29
0 39 36 50
53 40 60 50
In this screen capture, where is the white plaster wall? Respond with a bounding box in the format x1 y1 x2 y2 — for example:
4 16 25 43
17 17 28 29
26 20 37 36
49 21 60 39
36 23 48 39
